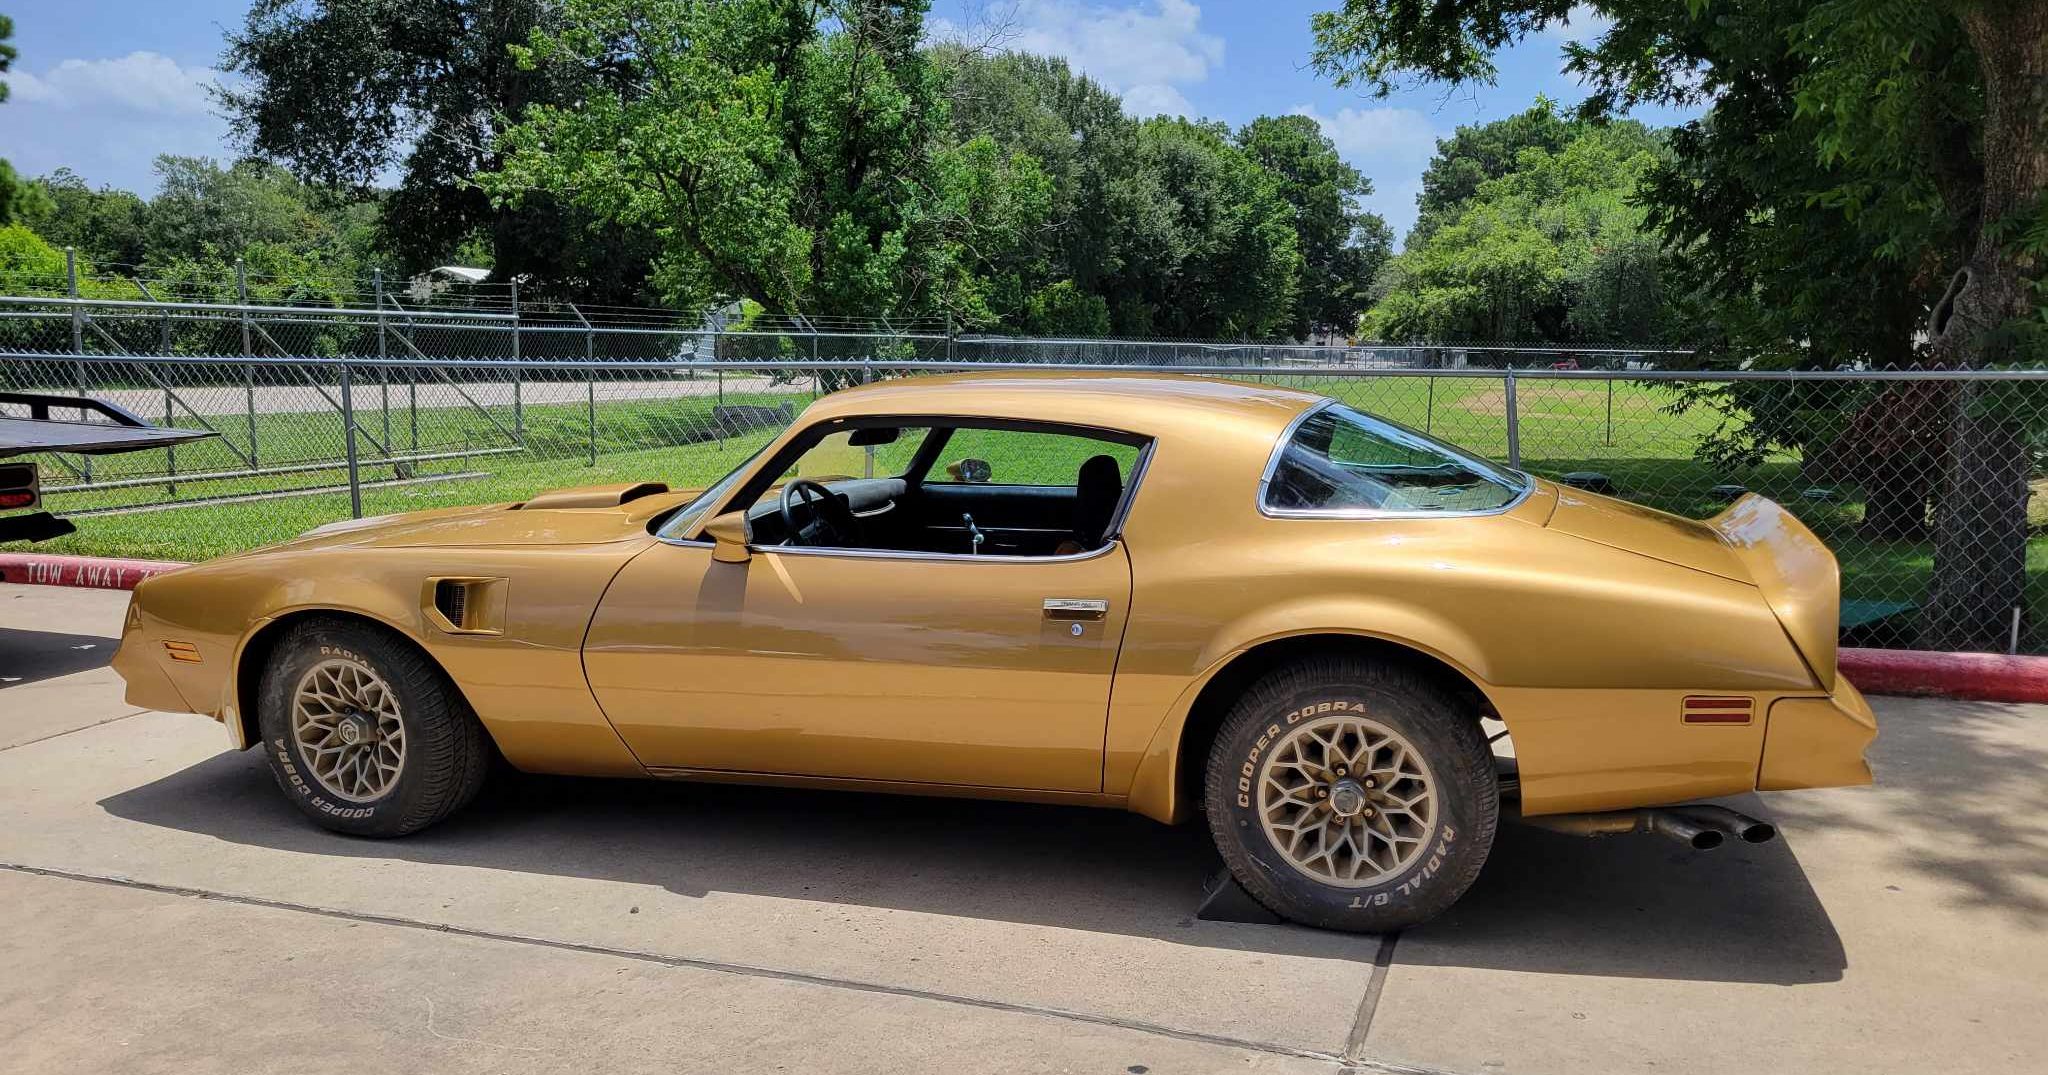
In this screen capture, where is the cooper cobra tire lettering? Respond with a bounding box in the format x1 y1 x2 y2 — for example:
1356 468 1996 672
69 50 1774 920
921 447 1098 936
1202 658 1499 932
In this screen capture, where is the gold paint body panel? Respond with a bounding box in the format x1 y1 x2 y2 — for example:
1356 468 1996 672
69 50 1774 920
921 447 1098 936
110 373 1874 823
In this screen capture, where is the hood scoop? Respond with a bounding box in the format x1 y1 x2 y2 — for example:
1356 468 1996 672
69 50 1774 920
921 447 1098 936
515 482 670 510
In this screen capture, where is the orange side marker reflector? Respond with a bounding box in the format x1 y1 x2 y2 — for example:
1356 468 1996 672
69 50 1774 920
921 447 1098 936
164 641 203 664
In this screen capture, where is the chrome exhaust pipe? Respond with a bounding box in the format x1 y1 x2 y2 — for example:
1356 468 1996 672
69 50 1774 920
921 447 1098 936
1676 805 1777 844
1520 808 1724 851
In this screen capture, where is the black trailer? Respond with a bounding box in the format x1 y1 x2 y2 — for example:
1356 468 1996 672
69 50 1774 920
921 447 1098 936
0 392 217 543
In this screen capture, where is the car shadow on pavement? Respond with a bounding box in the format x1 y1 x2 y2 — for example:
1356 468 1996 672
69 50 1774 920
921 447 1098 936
98 745 1845 982
0 628 118 688
1408 804 1846 984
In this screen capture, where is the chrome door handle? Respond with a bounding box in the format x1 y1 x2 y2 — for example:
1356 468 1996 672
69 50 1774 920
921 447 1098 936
1043 598 1108 621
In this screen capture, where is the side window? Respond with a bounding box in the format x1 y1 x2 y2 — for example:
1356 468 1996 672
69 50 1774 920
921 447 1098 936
929 428 1141 487
1266 404 1526 514
785 427 932 481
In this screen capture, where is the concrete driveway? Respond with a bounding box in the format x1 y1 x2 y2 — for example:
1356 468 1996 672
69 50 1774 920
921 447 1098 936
3 581 2044 1074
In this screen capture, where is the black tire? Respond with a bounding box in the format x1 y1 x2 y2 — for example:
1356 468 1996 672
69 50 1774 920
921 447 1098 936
1203 657 1497 932
256 618 489 837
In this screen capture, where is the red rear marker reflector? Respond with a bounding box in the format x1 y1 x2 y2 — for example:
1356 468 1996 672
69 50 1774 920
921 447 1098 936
0 491 32 509
1682 696 1753 724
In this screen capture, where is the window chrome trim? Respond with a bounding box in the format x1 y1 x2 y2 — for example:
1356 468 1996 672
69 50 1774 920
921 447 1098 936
656 533 1123 566
1255 399 1533 521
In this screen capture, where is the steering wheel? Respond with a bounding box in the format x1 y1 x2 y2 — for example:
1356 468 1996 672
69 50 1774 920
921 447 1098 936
779 479 857 547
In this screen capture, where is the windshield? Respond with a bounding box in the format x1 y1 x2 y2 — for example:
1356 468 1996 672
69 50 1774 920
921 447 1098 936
1263 402 1526 515
656 442 772 539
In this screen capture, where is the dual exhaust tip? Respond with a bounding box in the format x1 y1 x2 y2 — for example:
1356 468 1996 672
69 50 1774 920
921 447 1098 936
1523 804 1777 851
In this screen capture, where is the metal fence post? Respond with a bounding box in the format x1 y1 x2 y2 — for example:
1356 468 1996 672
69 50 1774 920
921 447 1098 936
509 280 523 441
1425 378 1435 434
375 268 391 455
1605 377 1615 447
65 248 91 480
238 259 257 466
570 301 596 466
1504 369 1521 470
340 362 363 519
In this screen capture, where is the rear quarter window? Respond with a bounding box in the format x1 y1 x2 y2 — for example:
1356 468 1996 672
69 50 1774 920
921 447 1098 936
1264 403 1526 515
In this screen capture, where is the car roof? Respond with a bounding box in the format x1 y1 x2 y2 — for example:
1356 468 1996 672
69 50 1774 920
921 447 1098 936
804 372 1326 439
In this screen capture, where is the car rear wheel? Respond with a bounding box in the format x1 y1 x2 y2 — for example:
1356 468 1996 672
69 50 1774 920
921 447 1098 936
256 618 489 837
1203 657 1497 932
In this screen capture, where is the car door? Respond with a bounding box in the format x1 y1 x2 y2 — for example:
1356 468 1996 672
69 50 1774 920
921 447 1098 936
581 539 1133 792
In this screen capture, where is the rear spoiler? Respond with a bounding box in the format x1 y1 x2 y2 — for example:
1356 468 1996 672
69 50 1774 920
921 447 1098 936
1709 494 1841 689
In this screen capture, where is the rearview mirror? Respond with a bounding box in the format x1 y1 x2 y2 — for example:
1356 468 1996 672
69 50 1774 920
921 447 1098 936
848 427 901 447
705 510 752 563
947 457 993 483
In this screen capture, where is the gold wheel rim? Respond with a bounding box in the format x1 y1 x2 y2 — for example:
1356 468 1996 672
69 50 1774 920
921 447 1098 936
1256 713 1437 888
290 658 406 803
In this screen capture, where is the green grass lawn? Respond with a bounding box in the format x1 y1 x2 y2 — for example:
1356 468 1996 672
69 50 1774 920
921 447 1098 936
10 372 2047 649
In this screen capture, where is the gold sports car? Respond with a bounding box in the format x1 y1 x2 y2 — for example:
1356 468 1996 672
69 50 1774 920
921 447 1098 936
114 373 1876 931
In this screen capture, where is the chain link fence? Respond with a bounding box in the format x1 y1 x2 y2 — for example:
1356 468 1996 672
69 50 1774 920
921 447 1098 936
2 291 2044 655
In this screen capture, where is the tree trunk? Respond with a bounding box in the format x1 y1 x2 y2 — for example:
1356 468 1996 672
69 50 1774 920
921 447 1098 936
1922 3 2048 651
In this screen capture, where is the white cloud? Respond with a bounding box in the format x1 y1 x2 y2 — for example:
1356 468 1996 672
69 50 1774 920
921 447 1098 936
9 51 218 117
1537 4 1615 43
1291 104 1438 169
1290 105 1442 239
1119 82 1195 119
939 1 1224 118
0 52 232 193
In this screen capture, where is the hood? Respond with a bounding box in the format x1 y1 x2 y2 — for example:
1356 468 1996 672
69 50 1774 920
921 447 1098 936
260 483 702 553
1543 483 1750 583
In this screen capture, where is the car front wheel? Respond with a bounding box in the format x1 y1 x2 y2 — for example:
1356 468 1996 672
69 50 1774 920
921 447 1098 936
255 618 489 837
1203 656 1497 931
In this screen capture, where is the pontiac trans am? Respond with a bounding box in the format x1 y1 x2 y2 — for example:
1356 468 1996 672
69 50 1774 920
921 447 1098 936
112 373 1876 931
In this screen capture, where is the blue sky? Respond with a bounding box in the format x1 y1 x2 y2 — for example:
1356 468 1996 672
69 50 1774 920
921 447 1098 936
0 1 1699 242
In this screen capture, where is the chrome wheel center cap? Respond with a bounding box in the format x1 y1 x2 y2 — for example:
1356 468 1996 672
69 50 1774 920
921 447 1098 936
1327 778 1368 819
337 715 369 746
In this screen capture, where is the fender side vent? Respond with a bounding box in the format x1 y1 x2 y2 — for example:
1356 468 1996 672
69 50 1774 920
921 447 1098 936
434 579 469 629
1682 696 1754 725
425 577 505 635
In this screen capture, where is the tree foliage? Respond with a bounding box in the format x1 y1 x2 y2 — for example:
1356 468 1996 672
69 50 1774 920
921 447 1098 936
1235 113 1391 338
1366 108 1683 344
219 0 656 300
1312 0 2048 648
0 12 49 227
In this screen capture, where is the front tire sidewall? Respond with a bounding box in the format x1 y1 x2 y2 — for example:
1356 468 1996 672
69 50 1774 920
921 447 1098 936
258 627 444 837
1208 672 1494 932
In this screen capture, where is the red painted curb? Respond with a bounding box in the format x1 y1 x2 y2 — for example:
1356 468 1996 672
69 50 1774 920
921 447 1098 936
0 553 189 591
1840 647 2048 704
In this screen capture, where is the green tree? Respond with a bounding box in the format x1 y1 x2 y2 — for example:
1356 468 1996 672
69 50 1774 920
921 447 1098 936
1311 0 2048 650
1364 119 1681 344
0 12 50 227
1110 118 1301 338
219 0 654 301
1409 97 1576 244
1235 113 1391 339
485 0 1050 326
22 170 150 269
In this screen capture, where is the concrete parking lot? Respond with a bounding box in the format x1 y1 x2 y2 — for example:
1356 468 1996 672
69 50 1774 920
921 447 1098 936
3 580 2044 1074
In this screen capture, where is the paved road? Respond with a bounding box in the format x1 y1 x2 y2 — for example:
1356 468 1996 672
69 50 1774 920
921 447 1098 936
3 582 2044 1074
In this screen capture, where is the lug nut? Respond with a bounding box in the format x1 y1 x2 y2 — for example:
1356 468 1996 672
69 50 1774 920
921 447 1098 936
1335 766 1347 776
1364 778 1376 788
1316 787 1329 798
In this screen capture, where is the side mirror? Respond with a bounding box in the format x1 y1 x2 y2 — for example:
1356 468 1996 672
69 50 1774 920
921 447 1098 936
947 457 993 483
704 510 752 563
